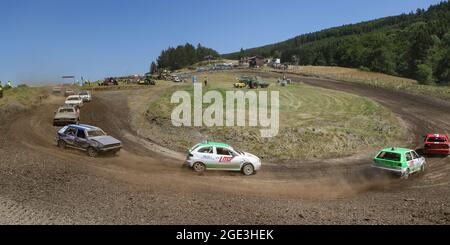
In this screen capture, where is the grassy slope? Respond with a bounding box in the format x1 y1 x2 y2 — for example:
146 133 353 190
145 71 404 161
0 86 50 108
0 86 51 123
267 66 450 100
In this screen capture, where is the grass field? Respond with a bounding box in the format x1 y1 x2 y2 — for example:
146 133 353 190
145 71 405 161
268 65 450 101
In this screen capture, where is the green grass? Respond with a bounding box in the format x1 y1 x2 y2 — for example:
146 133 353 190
146 71 405 161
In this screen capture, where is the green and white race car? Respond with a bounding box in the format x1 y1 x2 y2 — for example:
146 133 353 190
185 141 262 175
372 147 426 179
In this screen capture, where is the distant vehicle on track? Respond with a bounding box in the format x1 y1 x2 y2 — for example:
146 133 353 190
185 141 262 176
52 87 62 94
78 90 92 102
372 147 426 179
64 89 76 97
65 95 84 108
53 105 80 126
423 134 450 156
56 124 122 157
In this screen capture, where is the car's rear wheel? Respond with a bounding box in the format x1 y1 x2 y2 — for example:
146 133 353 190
57 140 66 149
87 147 99 158
193 162 206 173
242 163 255 176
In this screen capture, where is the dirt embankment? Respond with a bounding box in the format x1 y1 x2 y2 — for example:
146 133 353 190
0 87 53 124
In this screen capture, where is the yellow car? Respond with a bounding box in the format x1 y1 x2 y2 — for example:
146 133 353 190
234 82 247 88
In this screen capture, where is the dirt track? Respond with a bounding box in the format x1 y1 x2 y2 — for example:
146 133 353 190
1 74 450 224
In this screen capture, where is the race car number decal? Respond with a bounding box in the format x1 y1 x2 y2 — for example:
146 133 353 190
219 156 233 162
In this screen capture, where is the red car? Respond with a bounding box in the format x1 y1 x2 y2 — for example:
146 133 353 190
423 134 450 156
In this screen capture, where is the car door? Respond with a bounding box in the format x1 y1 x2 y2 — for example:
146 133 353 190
63 127 77 146
75 129 89 149
215 147 241 170
405 152 415 171
195 146 216 168
411 151 423 171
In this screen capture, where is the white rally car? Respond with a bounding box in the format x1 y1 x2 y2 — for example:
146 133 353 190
185 141 262 175
65 95 84 108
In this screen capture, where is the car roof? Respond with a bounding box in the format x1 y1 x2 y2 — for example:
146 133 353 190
426 134 448 138
67 95 80 98
58 105 76 109
379 147 413 154
67 124 100 131
198 141 231 148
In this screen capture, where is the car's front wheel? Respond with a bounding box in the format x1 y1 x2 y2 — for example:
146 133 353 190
193 162 206 173
242 163 255 176
87 147 99 158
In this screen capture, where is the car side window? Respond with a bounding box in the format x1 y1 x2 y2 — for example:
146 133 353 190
198 147 213 154
412 151 420 159
77 129 86 139
65 127 77 136
406 152 413 161
216 147 231 156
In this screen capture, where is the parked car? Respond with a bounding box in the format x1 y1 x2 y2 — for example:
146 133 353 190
423 134 450 156
53 105 80 126
171 75 181 82
100 77 118 86
372 147 426 179
65 95 84 108
56 124 122 157
78 90 92 102
234 82 247 88
185 141 262 175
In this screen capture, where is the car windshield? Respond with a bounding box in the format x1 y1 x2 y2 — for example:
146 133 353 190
59 108 74 113
427 137 447 143
232 148 243 155
377 151 401 161
86 130 106 137
190 144 201 152
68 97 79 101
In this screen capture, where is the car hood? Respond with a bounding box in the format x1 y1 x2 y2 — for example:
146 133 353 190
243 152 259 160
54 112 77 119
89 136 121 145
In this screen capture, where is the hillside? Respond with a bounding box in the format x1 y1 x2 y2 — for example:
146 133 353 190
223 1 450 84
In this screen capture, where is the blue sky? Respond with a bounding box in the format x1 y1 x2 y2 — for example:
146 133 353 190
0 0 444 84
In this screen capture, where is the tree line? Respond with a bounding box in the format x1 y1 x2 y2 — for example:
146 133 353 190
224 2 450 85
153 43 219 72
